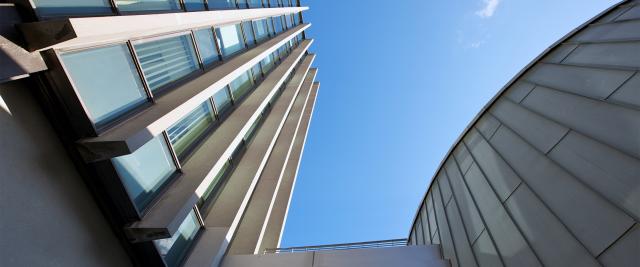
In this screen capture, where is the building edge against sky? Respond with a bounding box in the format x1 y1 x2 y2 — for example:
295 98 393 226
1 1 319 266
407 0 640 266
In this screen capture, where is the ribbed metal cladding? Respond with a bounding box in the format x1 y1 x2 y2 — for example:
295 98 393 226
408 1 640 267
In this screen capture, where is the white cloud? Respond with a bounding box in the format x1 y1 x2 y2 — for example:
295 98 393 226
476 0 501 18
470 40 486 48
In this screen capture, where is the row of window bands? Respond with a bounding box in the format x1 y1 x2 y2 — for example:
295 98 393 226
111 34 301 215
60 13 303 132
148 51 298 267
32 0 299 18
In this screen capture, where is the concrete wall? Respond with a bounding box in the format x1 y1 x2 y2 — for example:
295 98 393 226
222 245 449 267
408 1 640 267
0 80 130 266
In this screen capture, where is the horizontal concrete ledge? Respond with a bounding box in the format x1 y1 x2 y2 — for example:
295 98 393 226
0 4 47 83
77 26 311 162
124 52 315 243
18 7 308 52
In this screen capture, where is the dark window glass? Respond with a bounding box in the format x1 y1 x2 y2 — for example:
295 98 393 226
252 19 270 42
213 86 233 114
236 0 248 8
194 28 221 65
112 135 177 211
208 0 236 9
229 71 253 100
167 101 216 159
273 16 284 34
134 34 200 92
154 210 201 267
242 21 256 45
61 44 148 127
183 0 206 11
268 0 277 8
115 0 181 12
32 0 112 17
250 64 262 83
248 0 263 8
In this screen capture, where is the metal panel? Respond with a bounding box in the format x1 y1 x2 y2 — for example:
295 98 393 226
464 164 540 267
597 224 640 267
525 63 634 100
616 5 640 21
444 159 484 243
522 86 640 159
453 145 473 175
427 193 438 239
490 99 569 153
438 171 454 206
490 126 635 255
432 180 459 267
541 44 577 64
608 72 640 109
548 131 640 221
563 42 640 68
463 129 521 202
472 230 503 267
445 200 479 267
505 185 599 267
571 20 640 43
503 81 536 103
474 114 500 139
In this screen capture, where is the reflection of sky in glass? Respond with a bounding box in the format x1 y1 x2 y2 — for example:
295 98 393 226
115 0 181 12
61 44 147 126
194 28 220 65
216 24 244 56
112 135 176 209
33 0 112 16
154 210 200 265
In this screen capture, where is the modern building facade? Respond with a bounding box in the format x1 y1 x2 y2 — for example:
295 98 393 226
408 0 640 267
1 1 319 266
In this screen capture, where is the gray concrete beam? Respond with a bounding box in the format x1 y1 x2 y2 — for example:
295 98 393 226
226 68 317 255
0 4 46 83
77 28 311 162
257 78 319 253
123 50 314 243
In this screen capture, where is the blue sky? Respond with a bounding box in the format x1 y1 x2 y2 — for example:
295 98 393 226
281 0 619 247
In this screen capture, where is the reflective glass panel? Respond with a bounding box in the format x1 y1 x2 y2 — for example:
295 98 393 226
32 0 112 17
167 101 215 159
284 14 293 29
208 0 236 9
273 16 284 34
61 44 147 127
194 28 220 65
183 0 206 11
112 135 177 210
260 54 275 74
248 0 263 8
252 19 270 42
115 0 181 12
236 0 248 8
154 210 201 267
215 24 246 57
134 34 200 92
229 71 253 100
242 21 256 45
213 87 233 114
250 64 262 82
199 161 231 208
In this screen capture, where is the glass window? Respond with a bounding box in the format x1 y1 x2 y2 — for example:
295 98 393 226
250 64 262 83
32 0 112 17
236 0 249 8
215 24 246 57
61 44 148 127
248 0 263 8
229 71 253 100
154 210 201 267
199 160 231 208
252 19 270 42
194 28 220 66
208 0 236 9
273 16 284 34
285 14 293 29
213 87 233 114
268 0 277 7
183 0 205 11
134 34 200 92
243 114 262 143
267 18 276 35
167 101 216 159
112 135 177 210
260 54 275 74
277 0 284 7
115 0 181 12
242 21 256 46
